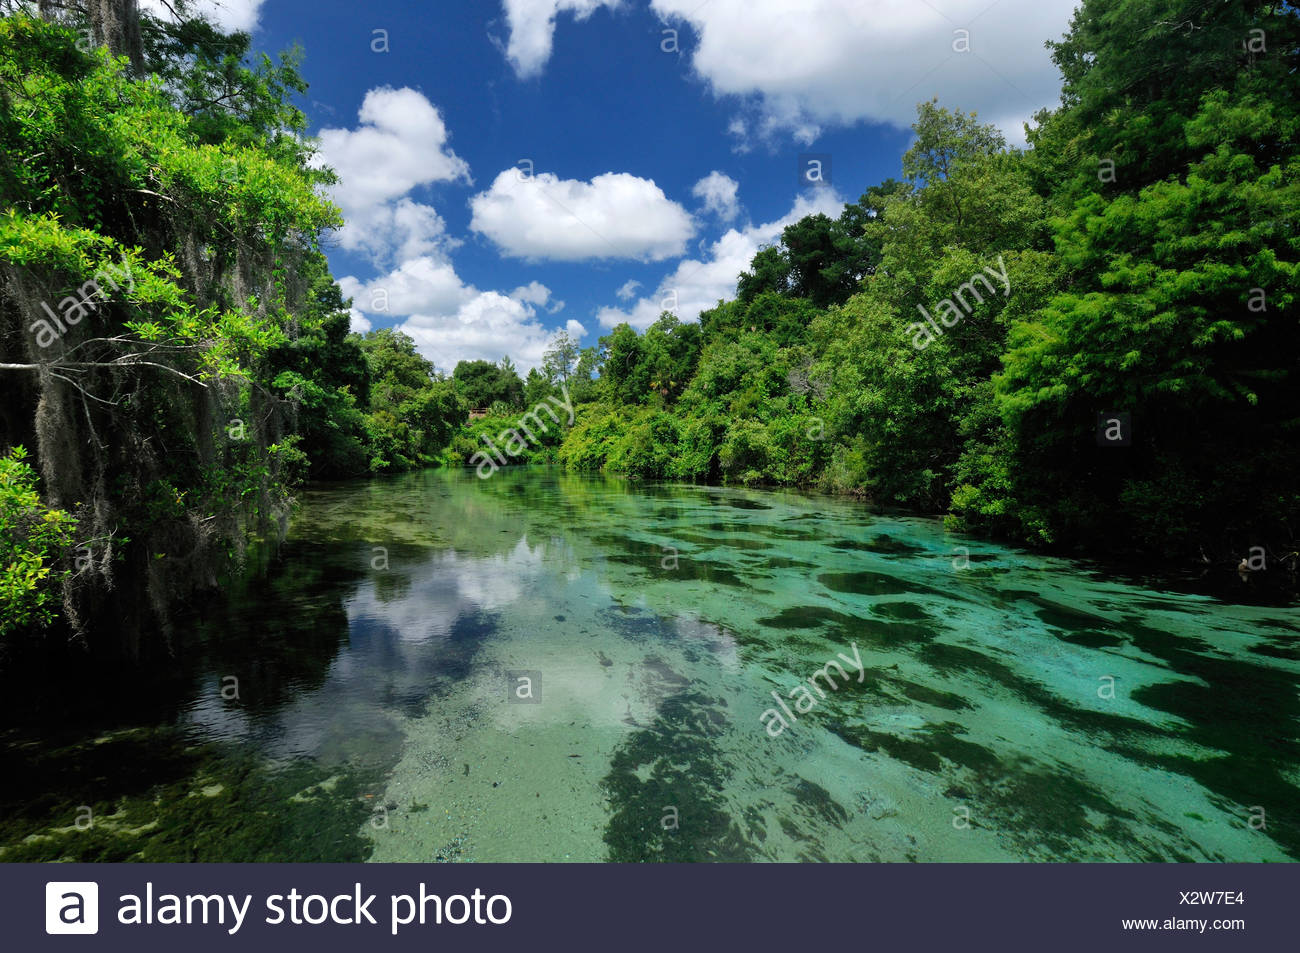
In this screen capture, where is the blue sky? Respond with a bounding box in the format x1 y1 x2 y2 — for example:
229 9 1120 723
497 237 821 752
148 0 1080 373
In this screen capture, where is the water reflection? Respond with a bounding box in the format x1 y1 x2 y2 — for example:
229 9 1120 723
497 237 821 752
1 467 1297 863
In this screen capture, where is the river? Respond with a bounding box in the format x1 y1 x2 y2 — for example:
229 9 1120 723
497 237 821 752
1 468 1297 862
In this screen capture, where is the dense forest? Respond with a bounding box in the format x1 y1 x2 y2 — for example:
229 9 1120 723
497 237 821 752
1 0 1297 659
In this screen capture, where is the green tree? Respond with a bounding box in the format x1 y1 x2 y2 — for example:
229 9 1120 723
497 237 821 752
542 330 580 385
522 367 555 407
640 313 701 402
597 323 650 405
454 359 523 409
268 256 371 477
808 102 1043 508
361 330 465 470
569 346 601 403
949 0 1299 556
737 246 792 303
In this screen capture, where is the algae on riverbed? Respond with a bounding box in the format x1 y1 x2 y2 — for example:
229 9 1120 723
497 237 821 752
2 469 1296 863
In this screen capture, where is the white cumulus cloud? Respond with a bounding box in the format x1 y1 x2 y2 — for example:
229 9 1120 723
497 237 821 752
499 0 622 78
348 310 372 335
342 260 578 374
692 171 741 222
469 170 695 262
401 290 569 374
141 0 265 33
510 282 568 314
322 89 620 373
596 189 845 330
650 0 1076 142
340 258 472 318
317 87 470 265
510 281 553 307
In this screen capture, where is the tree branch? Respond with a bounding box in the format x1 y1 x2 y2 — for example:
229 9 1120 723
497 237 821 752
1 360 208 388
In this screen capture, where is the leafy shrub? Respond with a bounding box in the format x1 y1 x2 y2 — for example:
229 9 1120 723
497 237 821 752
607 411 678 478
0 447 76 636
557 405 630 471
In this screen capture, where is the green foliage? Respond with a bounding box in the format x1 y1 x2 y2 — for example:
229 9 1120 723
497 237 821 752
267 256 371 477
453 358 524 410
736 182 900 310
140 3 318 166
446 409 565 470
592 314 700 409
542 330 580 385
553 298 825 486
986 78 1300 552
557 404 635 472
357 329 465 472
522 367 556 408
568 346 602 404
0 447 75 635
596 323 651 405
606 410 679 478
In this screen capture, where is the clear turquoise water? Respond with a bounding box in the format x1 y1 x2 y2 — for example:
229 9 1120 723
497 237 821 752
2 467 1297 862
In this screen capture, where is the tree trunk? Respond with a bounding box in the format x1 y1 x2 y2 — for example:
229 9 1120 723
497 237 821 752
94 0 143 72
38 0 143 73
